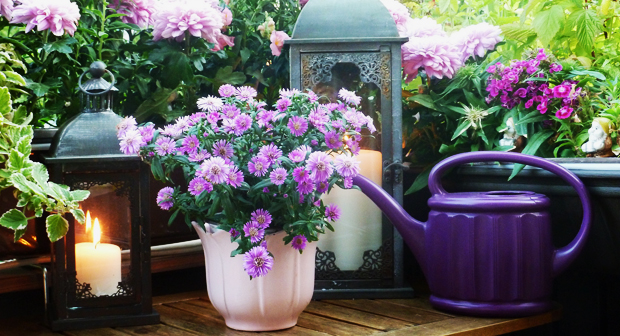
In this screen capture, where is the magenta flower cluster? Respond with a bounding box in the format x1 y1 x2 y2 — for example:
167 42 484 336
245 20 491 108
117 86 375 278
486 49 581 120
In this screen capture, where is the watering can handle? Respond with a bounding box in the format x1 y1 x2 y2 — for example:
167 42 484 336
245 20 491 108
428 151 592 277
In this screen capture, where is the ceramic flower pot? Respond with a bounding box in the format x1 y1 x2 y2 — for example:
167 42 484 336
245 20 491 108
192 223 317 331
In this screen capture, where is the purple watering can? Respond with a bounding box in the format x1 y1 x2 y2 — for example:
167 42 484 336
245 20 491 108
353 151 591 317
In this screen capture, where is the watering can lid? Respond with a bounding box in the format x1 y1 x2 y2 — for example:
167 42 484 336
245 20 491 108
428 191 550 212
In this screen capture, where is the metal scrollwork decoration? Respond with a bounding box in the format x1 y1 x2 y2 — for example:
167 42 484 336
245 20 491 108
315 240 394 280
301 53 391 97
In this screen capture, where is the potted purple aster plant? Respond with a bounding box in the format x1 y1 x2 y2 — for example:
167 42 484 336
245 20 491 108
117 85 374 331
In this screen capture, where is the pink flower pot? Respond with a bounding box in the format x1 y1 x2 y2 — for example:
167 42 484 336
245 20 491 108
193 223 317 331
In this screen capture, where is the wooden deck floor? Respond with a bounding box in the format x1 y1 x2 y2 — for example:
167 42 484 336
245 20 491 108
0 291 561 336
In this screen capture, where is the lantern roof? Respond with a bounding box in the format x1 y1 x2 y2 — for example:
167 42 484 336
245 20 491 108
287 0 407 44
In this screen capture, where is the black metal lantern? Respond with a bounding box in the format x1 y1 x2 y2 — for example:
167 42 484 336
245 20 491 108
287 0 410 298
43 62 159 330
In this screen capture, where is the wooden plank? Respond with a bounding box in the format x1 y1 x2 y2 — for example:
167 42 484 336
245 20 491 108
323 299 451 325
116 324 197 336
383 299 456 317
152 290 209 305
63 329 130 336
178 300 331 336
0 317 62 336
0 267 42 294
296 311 380 335
381 306 562 336
156 304 246 336
305 300 413 331
151 253 204 274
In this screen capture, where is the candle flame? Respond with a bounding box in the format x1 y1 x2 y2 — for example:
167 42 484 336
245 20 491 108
93 218 101 248
86 211 92 232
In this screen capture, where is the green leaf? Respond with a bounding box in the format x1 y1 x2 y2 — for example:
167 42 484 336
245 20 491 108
438 0 450 13
404 168 431 195
134 87 175 122
70 190 90 202
569 69 606 80
162 51 193 87
408 94 437 110
515 111 547 125
240 48 251 64
151 156 165 181
0 209 27 231
168 208 180 225
50 183 71 202
70 209 85 225
8 173 30 193
46 214 69 242
532 5 565 46
508 130 554 180
13 228 26 242
570 9 602 51
500 23 537 43
31 162 49 187
16 134 32 155
12 106 31 125
25 80 50 97
2 71 26 86
214 66 246 85
451 120 472 140
0 86 10 116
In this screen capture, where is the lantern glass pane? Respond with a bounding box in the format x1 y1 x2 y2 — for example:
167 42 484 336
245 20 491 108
73 183 131 298
313 62 384 272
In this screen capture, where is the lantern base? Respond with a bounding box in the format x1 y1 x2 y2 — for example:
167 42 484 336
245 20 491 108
312 287 414 300
48 310 160 331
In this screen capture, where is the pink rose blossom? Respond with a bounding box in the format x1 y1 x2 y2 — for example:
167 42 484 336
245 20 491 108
270 30 290 57
11 0 81 36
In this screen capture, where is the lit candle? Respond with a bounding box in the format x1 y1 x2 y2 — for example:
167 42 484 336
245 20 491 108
75 217 122 296
320 149 383 270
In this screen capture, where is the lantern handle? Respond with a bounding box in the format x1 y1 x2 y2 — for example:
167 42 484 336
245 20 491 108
78 69 116 96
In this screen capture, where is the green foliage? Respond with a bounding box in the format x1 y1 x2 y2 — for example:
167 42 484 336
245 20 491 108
0 87 88 241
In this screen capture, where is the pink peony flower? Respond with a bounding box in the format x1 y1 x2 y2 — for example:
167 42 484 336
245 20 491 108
0 0 13 20
379 0 410 35
11 0 80 36
299 0 309 6
109 0 154 29
270 30 290 57
450 22 502 62
401 36 462 81
152 0 231 45
403 17 446 39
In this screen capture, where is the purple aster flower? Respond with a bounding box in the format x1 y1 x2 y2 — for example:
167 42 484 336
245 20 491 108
553 85 571 98
324 130 341 149
12 0 80 36
292 167 310 183
343 176 353 189
556 106 573 119
229 228 240 238
270 167 288 186
337 88 362 106
296 177 315 195
243 246 273 278
189 112 207 124
119 128 143 155
279 88 300 98
181 135 200 154
227 166 244 188
248 156 270 177
244 221 265 244
222 118 238 134
206 111 221 125
234 114 252 135
307 90 318 103
138 124 155 143
160 124 183 138
155 137 176 155
311 139 319 146
334 153 361 178
287 116 308 136
263 187 269 193
197 95 223 112
259 144 283 164
308 107 329 128
251 209 272 228
221 104 240 119
257 110 276 128
316 181 328 194
189 150 210 162
156 187 174 210
116 116 138 137
109 0 154 29
199 156 230 184
188 177 213 196
276 97 292 112
235 86 257 102
325 204 341 221
288 148 307 163
219 84 236 97
291 235 307 251
306 152 333 182
213 140 233 158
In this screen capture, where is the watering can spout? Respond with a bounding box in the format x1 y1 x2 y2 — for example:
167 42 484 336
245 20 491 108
352 175 427 272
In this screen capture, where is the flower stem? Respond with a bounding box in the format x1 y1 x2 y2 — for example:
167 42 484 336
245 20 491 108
98 0 109 60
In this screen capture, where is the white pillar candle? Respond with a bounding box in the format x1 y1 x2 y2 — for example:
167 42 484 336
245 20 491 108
75 218 122 296
320 149 383 271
